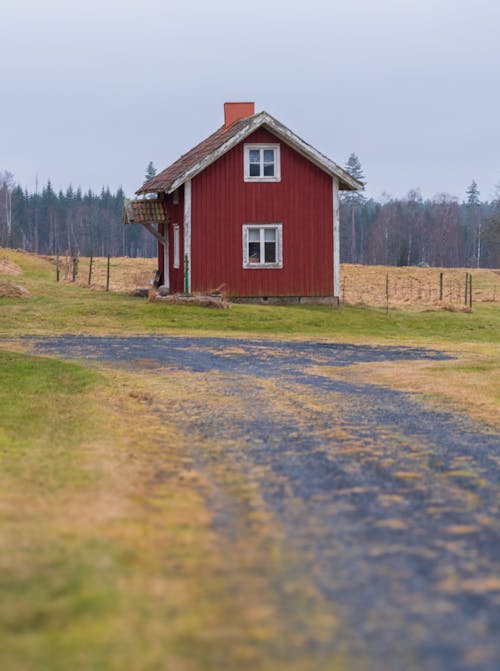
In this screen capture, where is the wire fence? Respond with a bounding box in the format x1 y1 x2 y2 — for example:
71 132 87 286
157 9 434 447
52 255 500 310
340 265 500 311
54 253 156 293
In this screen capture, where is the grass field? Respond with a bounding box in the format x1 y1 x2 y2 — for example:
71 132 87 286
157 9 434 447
0 248 499 670
1 248 499 428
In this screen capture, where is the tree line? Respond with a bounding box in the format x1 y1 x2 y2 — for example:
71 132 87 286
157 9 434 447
0 159 499 267
340 155 500 268
0 171 155 258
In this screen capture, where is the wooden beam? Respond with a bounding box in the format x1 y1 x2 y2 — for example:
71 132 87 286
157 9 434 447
140 222 168 249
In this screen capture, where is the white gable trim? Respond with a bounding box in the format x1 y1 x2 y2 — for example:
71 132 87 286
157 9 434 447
165 112 363 194
183 179 191 292
332 177 340 299
263 115 362 191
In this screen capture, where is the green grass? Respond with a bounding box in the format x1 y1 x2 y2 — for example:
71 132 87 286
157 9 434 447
0 349 351 671
1 250 498 669
0 352 123 670
1 250 499 345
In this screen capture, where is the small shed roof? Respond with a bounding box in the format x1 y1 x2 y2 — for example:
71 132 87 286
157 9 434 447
136 111 363 195
123 198 168 225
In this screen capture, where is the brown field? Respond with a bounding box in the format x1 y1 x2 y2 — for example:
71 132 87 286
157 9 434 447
50 254 157 292
341 264 500 310
48 255 500 310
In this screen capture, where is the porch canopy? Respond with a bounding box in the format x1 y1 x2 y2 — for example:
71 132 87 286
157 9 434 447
123 198 169 247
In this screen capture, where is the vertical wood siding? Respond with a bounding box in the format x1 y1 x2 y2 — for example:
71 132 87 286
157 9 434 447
190 128 334 296
159 189 185 293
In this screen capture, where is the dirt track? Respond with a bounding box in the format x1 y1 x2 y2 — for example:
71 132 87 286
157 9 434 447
28 336 500 671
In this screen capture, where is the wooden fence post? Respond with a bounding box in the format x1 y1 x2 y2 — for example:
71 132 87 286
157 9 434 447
106 254 111 291
88 254 93 286
72 255 78 282
464 272 469 306
56 254 60 282
385 273 389 315
439 272 443 301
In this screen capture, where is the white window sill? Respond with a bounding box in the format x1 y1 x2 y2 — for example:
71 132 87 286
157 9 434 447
244 176 281 183
243 263 283 270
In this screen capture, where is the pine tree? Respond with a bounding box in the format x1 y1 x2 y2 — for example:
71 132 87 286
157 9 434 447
466 179 480 206
345 153 366 192
466 180 482 266
342 153 366 263
145 161 157 182
484 183 500 267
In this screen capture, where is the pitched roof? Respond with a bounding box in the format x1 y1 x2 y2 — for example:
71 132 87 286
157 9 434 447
136 111 363 195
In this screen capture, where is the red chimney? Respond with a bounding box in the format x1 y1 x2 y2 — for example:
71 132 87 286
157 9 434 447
224 102 255 128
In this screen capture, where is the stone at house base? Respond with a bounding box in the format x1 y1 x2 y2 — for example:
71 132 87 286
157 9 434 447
232 296 339 306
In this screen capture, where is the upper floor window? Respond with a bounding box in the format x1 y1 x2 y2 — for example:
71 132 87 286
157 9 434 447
244 144 281 182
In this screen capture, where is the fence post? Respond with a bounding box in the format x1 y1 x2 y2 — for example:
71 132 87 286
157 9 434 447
106 254 111 291
88 254 93 286
385 273 389 315
439 272 443 301
56 254 60 282
72 255 78 282
464 272 469 306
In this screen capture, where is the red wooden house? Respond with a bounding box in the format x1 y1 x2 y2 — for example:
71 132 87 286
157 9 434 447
124 102 362 302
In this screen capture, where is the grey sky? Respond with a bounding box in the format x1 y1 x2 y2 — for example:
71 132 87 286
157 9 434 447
1 0 499 201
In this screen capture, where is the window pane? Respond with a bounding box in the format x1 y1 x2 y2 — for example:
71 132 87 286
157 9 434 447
264 242 276 263
249 149 260 163
263 163 274 177
248 242 261 263
264 229 276 242
248 229 260 242
263 149 274 163
249 163 261 177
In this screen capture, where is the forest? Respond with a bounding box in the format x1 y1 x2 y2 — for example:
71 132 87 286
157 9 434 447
0 156 499 268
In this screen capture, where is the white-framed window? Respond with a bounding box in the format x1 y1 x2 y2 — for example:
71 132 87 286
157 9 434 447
242 224 283 269
244 144 281 182
173 224 180 269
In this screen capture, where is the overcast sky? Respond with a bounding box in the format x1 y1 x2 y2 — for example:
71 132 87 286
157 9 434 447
1 0 499 201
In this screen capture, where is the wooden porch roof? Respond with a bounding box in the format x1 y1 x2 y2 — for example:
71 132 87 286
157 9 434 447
123 198 168 225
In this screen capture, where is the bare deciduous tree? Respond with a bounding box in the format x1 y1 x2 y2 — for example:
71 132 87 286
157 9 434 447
0 170 14 245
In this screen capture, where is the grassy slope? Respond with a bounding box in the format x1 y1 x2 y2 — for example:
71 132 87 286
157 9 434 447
0 250 498 669
0 351 349 671
1 249 499 344
1 249 498 429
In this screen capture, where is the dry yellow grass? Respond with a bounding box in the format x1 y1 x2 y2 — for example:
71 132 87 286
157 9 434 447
341 264 500 310
0 278 30 298
50 254 157 292
311 341 500 431
0 255 22 276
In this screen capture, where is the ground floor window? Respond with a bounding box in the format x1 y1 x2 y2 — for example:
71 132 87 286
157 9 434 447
242 224 283 269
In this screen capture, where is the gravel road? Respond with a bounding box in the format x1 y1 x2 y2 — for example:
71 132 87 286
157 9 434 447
28 335 500 671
